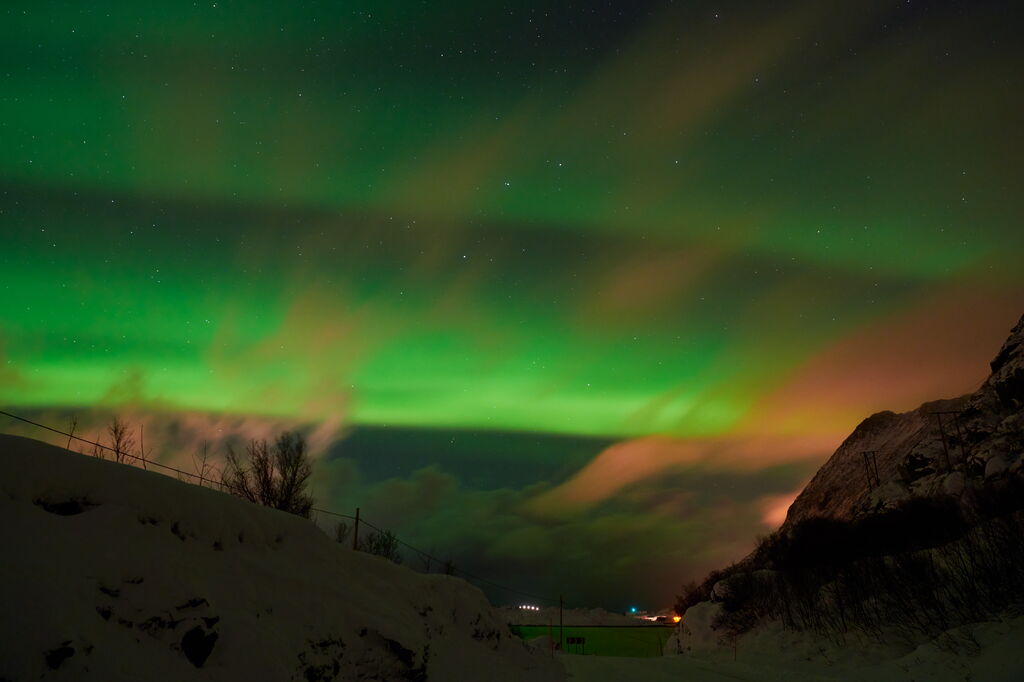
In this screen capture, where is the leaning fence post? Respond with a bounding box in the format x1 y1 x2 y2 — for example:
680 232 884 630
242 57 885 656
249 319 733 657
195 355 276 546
66 416 77 451
139 424 148 470
352 507 360 550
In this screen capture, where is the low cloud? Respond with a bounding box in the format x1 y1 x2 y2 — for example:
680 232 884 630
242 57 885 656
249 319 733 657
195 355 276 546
322 453 818 608
4 407 346 481
746 287 1024 435
528 434 835 513
758 489 801 529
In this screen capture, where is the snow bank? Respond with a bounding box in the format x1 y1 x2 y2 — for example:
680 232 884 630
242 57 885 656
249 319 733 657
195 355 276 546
651 600 1024 682
0 434 564 681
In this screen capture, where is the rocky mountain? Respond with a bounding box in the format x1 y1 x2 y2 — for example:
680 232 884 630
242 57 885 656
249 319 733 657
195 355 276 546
783 314 1024 528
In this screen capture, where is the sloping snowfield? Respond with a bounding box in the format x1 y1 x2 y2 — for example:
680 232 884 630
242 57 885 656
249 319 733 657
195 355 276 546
0 434 563 681
562 602 1024 682
563 615 1024 682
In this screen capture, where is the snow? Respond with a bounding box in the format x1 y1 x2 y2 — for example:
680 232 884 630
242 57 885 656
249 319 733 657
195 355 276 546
3 426 1022 681
0 434 563 681
562 608 1024 681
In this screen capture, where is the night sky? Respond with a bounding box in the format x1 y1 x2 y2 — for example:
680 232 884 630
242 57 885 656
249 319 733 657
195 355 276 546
2 0 1022 608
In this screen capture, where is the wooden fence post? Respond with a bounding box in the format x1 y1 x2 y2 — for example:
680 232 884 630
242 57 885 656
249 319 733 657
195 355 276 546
352 507 360 550
559 595 564 651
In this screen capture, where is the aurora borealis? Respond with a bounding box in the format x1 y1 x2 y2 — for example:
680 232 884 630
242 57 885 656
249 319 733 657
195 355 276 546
2 0 1022 607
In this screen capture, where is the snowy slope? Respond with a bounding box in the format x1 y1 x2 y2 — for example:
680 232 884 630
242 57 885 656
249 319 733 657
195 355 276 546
647 602 1024 682
784 313 1024 527
0 434 564 682
561 614 1024 681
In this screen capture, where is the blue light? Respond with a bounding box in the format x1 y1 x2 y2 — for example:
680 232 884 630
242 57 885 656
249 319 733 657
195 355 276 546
630 606 637 614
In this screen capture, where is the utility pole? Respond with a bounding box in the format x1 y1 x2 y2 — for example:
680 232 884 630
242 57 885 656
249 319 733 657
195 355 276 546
932 411 966 470
862 450 880 488
352 507 360 551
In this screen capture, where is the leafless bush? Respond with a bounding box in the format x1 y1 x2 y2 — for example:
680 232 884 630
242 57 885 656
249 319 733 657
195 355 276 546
191 441 217 487
359 529 403 564
107 417 136 464
702 502 1024 646
674 562 745 617
222 431 314 517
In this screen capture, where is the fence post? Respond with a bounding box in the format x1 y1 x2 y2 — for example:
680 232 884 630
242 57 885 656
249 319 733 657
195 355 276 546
66 416 77 451
139 424 148 470
559 595 564 652
352 507 360 550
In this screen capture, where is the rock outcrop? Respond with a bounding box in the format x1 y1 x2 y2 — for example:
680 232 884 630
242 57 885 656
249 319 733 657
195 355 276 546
783 314 1024 529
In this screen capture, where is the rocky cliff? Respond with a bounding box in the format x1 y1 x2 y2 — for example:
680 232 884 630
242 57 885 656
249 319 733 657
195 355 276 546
783 314 1024 528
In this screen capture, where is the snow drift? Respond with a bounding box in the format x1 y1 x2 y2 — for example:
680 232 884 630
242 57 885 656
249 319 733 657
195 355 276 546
0 434 563 681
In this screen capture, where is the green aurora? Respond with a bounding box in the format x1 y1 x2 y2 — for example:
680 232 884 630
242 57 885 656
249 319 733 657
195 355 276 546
4 0 1020 436
2 0 1023 606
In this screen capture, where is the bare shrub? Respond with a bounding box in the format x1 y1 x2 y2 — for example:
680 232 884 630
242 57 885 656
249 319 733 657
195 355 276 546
107 417 136 464
191 441 217 487
91 436 106 459
359 529 403 564
222 431 314 518
674 562 745 617
691 490 1024 645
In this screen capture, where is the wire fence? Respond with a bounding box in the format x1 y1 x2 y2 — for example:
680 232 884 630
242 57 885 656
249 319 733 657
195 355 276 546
0 408 563 607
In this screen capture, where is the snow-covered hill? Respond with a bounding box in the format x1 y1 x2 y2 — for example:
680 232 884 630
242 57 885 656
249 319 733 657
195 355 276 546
784 313 1024 527
0 434 564 682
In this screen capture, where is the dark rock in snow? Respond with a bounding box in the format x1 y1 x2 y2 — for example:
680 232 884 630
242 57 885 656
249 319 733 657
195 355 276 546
43 643 74 670
180 625 218 668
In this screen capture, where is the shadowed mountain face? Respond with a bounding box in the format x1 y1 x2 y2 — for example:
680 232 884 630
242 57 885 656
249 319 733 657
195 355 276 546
784 314 1024 528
